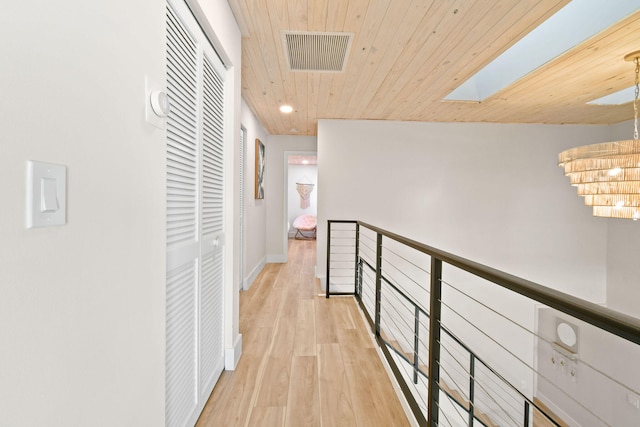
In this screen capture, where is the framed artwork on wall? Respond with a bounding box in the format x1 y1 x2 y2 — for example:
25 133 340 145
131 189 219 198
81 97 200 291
255 138 265 199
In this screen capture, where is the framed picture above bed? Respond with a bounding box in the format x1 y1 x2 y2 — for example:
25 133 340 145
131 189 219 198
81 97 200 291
255 138 265 199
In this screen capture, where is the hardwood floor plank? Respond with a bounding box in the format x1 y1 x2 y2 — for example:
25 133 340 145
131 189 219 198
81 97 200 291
285 356 320 427
254 354 292 407
318 343 357 427
195 354 264 427
241 326 274 357
343 347 410 427
330 296 358 329
247 406 286 427
243 266 284 329
293 299 317 356
315 296 340 344
196 240 410 427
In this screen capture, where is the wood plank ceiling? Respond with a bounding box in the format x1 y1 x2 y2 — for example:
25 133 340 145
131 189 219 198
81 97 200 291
227 0 640 136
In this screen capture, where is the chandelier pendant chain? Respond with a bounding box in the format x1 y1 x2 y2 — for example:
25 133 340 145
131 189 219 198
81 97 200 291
634 56 639 140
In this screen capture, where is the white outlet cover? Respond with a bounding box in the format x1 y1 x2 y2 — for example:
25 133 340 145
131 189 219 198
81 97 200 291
26 160 66 228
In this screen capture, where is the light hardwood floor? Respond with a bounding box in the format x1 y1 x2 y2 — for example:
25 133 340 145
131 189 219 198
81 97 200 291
196 239 410 427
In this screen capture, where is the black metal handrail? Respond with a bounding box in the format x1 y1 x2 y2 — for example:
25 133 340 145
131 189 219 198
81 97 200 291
354 221 640 346
326 219 640 427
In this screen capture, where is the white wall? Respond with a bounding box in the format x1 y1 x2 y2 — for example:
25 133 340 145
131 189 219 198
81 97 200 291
241 99 269 288
287 163 318 237
605 120 640 319
0 0 242 425
316 119 610 302
0 1 167 425
265 136 318 262
606 221 640 318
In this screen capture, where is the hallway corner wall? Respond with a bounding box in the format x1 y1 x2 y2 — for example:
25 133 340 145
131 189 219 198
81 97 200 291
240 98 269 288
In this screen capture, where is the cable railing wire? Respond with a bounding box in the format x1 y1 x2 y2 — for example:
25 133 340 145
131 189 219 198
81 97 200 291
382 260 431 302
439 296 612 426
379 297 417 345
378 282 522 425
443 276 640 419
437 300 610 426
379 301 418 358
437 338 524 425
396 352 429 410
363 254 531 424
444 277 640 398
432 394 469 427
383 242 431 275
326 220 640 427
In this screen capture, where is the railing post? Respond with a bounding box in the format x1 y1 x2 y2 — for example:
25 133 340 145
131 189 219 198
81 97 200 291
357 258 363 298
469 354 476 426
524 401 530 427
326 221 332 299
374 232 383 337
354 222 360 296
414 307 420 384
427 257 443 427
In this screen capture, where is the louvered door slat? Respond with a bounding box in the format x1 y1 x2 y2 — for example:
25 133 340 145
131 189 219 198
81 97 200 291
198 52 225 393
167 12 197 62
165 260 197 427
199 251 223 391
166 4 199 427
201 55 225 238
166 0 197 250
166 80 197 118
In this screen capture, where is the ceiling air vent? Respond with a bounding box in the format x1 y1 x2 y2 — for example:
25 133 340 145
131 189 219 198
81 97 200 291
282 31 353 72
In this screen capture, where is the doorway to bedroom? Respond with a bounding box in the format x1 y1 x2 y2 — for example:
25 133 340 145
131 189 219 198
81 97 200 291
286 153 317 245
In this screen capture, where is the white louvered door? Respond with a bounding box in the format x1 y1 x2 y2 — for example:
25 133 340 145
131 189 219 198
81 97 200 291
165 1 225 426
198 53 225 401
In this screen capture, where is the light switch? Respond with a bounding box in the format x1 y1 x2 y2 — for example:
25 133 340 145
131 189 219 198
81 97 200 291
40 178 59 212
27 161 66 228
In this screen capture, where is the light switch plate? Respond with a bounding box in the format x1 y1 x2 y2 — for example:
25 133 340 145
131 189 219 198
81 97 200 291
26 160 66 228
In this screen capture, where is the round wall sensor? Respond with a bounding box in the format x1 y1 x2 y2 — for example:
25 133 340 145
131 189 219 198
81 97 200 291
150 90 170 117
557 323 576 347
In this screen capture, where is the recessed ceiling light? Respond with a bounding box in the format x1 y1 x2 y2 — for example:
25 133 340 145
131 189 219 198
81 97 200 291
302 160 309 164
280 105 293 113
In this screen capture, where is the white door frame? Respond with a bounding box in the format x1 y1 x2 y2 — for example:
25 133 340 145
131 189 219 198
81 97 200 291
283 150 317 255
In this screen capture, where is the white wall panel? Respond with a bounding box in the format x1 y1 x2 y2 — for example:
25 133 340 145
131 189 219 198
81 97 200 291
0 0 168 425
316 119 610 302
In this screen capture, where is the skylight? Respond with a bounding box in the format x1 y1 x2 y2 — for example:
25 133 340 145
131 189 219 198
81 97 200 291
587 86 635 105
444 0 640 102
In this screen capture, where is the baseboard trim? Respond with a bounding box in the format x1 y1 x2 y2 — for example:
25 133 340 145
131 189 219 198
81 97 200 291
224 333 242 370
266 254 287 263
244 257 266 291
535 393 577 427
317 275 326 291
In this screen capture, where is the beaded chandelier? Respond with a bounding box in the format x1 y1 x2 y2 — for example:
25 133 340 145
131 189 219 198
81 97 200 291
558 51 640 220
